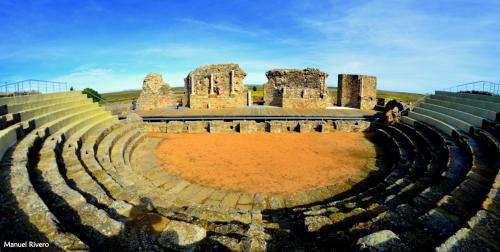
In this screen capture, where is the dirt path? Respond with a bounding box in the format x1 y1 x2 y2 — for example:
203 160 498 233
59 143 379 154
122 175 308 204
149 132 376 195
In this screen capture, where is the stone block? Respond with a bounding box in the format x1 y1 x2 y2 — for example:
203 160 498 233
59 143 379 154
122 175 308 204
187 121 207 133
334 120 371 132
185 64 249 109
355 230 408 251
338 74 377 110
318 121 329 132
166 121 185 133
209 121 233 133
269 121 285 133
468 210 500 248
420 208 460 237
239 121 258 133
159 220 206 249
436 228 495 252
263 68 332 108
299 121 315 132
305 216 332 232
137 73 177 110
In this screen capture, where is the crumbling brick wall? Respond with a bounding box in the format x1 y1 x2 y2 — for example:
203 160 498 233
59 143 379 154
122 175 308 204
337 74 377 110
263 68 332 108
184 64 249 109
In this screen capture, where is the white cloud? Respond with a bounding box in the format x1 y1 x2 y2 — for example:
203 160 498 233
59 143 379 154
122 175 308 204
294 0 500 92
177 18 269 37
52 67 144 93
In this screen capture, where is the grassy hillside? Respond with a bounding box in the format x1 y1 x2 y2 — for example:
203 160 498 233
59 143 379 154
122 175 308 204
101 87 185 104
102 85 424 104
328 87 424 104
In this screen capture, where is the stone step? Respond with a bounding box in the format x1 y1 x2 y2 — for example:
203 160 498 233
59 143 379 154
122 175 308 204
436 91 500 105
91 122 179 211
401 116 417 127
432 93 500 113
0 130 88 250
124 133 146 166
436 228 496 252
419 208 461 238
408 111 457 137
420 102 485 128
467 210 500 250
476 130 500 165
386 126 415 161
425 97 498 122
0 124 19 160
395 123 432 176
376 128 401 171
441 144 471 181
0 99 96 160
80 122 143 207
39 107 105 159
301 125 442 230
4 92 86 115
23 101 98 132
36 133 125 247
97 122 141 166
483 182 500 217
414 107 473 135
1 96 92 128
0 91 83 108
110 129 142 170
62 114 118 208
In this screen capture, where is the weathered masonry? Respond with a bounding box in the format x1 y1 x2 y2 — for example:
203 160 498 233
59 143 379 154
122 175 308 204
137 73 177 110
337 74 377 110
184 64 250 109
263 68 332 108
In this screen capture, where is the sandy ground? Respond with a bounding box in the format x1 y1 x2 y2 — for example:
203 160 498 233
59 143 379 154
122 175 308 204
149 132 376 195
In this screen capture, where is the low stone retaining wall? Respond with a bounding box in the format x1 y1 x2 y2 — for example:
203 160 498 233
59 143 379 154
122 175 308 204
141 120 375 133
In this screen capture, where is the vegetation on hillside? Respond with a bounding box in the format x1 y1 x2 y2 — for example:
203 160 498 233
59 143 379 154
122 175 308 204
328 87 425 104
82 88 106 103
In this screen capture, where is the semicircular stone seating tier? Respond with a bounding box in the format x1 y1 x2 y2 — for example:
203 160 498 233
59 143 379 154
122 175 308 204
0 90 499 251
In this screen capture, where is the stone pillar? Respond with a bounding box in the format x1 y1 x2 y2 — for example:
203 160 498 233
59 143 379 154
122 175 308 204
282 86 287 96
230 70 235 95
190 75 194 95
323 81 329 97
247 91 252 106
209 74 214 95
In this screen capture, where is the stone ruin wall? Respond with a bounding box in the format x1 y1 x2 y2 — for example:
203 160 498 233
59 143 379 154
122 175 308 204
184 64 249 109
263 68 332 108
142 120 373 134
337 74 377 110
137 73 177 110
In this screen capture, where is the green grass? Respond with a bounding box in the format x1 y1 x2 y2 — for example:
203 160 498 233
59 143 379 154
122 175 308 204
102 85 425 104
328 87 424 103
376 90 425 103
101 88 185 104
101 90 141 103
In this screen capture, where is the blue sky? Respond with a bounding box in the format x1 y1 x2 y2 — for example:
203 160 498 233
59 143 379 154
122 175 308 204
0 0 499 93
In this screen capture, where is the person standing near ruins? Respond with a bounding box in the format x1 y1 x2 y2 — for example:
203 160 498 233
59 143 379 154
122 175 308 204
131 98 137 111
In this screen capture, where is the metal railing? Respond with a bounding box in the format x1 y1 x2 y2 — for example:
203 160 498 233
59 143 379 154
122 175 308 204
441 81 500 95
0 79 68 95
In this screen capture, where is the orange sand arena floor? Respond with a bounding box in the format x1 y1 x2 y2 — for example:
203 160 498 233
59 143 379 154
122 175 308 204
149 132 376 195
